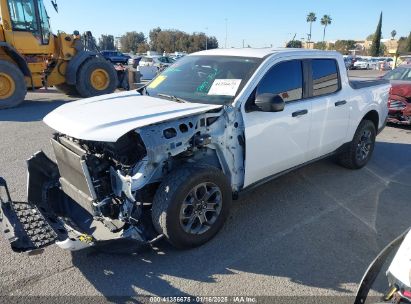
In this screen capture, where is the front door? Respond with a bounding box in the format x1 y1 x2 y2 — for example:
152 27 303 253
243 59 312 187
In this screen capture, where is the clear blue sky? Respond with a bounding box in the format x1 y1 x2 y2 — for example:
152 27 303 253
45 0 410 48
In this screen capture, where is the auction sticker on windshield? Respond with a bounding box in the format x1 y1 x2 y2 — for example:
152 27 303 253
208 79 242 96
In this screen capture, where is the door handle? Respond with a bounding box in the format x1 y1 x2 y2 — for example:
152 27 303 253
292 110 308 117
335 100 347 107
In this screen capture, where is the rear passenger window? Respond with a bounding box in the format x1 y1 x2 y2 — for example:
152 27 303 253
312 59 340 96
256 60 303 103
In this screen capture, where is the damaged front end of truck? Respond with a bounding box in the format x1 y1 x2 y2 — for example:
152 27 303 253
0 104 244 254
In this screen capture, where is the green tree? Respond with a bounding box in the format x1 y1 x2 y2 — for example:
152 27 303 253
149 27 162 51
207 36 219 49
405 32 411 52
137 42 150 54
320 15 332 43
369 12 383 57
379 43 387 56
391 30 397 40
286 40 302 48
334 40 357 54
306 12 317 42
314 41 326 50
148 28 218 53
120 31 146 53
98 34 115 50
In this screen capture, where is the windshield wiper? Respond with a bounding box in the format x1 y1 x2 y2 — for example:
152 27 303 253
157 94 188 103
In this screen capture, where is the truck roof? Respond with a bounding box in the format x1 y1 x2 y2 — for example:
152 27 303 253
192 48 339 59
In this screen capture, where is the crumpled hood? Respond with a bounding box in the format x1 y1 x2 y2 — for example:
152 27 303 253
44 91 222 142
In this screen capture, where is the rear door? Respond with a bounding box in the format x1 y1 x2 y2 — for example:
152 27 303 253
243 59 312 187
307 59 350 159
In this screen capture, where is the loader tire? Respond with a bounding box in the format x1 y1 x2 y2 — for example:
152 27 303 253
76 57 117 98
152 165 231 249
55 83 79 96
0 61 27 109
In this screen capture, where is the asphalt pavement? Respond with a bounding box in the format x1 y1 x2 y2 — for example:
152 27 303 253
0 75 410 301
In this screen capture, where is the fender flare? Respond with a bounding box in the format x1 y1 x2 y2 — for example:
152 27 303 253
0 42 31 77
65 50 97 85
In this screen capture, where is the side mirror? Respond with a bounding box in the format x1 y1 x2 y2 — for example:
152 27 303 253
255 93 285 112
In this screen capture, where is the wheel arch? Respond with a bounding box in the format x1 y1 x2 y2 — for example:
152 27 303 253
0 42 31 77
65 50 97 85
362 110 379 132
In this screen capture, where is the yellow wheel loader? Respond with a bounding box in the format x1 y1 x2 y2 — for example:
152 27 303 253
0 0 118 109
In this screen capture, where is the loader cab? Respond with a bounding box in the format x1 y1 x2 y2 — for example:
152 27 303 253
4 0 54 53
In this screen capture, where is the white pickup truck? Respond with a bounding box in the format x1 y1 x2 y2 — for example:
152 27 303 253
0 48 389 254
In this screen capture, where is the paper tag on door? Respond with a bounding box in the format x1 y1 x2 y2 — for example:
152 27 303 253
208 79 242 96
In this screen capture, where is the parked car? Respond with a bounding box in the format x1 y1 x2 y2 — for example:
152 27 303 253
100 50 131 65
0 49 389 254
128 55 142 69
343 56 354 70
139 56 174 69
354 58 371 70
384 65 411 124
368 58 380 70
399 56 411 66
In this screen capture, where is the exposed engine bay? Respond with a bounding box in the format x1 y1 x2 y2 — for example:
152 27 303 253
0 106 245 253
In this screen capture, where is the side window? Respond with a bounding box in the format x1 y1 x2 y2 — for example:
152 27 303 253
37 0 51 44
311 59 340 96
256 60 303 103
7 0 39 32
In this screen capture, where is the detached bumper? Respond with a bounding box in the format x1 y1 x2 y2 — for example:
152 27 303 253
0 177 60 253
0 152 154 254
0 174 90 254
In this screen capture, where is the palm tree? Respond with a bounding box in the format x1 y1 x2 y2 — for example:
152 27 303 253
391 30 397 40
321 15 332 47
306 12 317 42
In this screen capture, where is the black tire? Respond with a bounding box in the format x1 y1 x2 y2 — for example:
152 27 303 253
55 83 79 96
75 57 118 98
152 165 232 249
0 60 27 109
337 120 376 169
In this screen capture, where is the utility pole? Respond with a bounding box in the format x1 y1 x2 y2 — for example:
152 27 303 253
225 18 228 48
242 39 245 48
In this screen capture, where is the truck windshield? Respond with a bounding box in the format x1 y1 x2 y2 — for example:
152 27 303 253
144 55 262 105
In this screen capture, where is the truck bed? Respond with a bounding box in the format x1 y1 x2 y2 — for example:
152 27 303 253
349 78 389 90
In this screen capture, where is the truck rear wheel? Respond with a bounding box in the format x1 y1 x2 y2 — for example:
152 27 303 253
152 165 231 249
0 61 27 109
337 120 376 169
75 57 117 98
55 83 79 96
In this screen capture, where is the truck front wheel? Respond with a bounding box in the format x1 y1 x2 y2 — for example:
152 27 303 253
0 61 27 109
337 120 376 169
151 165 231 249
76 57 118 98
